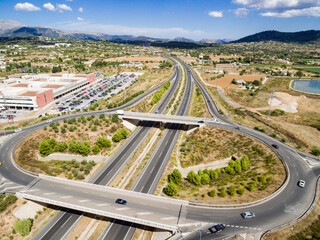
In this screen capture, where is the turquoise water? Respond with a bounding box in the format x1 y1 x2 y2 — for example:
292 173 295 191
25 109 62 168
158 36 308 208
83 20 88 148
292 80 320 95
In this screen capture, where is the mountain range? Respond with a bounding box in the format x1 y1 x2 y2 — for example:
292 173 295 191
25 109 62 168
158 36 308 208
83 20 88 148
0 20 231 43
0 20 319 44
232 30 320 44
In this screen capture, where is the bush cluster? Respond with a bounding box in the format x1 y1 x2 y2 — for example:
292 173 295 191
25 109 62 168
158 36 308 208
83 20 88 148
151 81 170 105
112 129 128 142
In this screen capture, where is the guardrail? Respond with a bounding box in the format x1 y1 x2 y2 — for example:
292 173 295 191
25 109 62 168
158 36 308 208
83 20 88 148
16 192 178 233
39 174 188 205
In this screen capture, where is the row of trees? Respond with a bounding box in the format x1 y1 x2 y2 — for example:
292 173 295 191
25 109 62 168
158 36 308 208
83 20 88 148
112 128 129 142
39 136 112 157
150 81 171 105
164 156 254 197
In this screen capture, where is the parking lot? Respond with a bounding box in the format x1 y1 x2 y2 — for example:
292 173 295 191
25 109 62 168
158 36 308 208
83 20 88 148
55 72 142 113
0 72 142 122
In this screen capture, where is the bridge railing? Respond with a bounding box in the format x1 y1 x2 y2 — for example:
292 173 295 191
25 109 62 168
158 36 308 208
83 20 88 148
39 174 188 205
16 192 178 233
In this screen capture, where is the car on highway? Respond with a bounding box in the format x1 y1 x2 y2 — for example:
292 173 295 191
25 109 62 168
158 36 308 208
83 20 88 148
115 198 127 205
14 128 22 133
46 119 52 123
235 126 241 130
271 144 279 149
298 180 305 188
209 224 225 233
241 212 255 219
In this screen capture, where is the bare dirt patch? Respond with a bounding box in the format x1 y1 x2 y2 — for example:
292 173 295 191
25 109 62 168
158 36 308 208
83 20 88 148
208 74 265 88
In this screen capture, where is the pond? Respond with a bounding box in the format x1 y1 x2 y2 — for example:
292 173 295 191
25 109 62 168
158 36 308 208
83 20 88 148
292 80 320 95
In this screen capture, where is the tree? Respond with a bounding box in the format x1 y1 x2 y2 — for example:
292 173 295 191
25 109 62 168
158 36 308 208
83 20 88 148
210 170 218 180
69 139 78 153
168 169 182 184
208 190 216 197
111 114 119 123
237 188 245 195
311 146 320 156
14 218 33 236
187 171 201 186
96 136 111 149
219 187 227 197
92 145 100 154
241 155 250 171
295 70 303 77
164 182 178 196
201 174 210 185
39 140 51 157
229 185 236 196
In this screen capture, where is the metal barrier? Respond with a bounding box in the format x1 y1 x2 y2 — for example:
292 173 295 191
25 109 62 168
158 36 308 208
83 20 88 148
16 192 178 232
39 174 188 205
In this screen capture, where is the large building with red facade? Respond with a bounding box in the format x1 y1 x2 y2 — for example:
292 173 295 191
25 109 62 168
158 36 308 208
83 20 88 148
0 73 95 110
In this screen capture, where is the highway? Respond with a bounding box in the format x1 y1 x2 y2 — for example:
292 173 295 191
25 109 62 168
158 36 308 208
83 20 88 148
0 55 319 240
99 54 193 240
28 57 183 240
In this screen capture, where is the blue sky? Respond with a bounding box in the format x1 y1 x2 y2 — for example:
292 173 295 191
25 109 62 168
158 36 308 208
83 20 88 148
1 0 320 40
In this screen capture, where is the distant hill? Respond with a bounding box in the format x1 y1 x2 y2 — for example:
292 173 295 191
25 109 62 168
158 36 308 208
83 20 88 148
233 30 320 44
200 38 232 44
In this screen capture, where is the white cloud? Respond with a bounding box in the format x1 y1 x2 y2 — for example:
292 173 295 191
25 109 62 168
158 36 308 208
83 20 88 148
14 2 41 11
43 3 56 12
233 7 250 17
232 0 320 18
57 4 72 12
53 21 205 39
77 17 84 21
261 6 320 17
233 0 320 10
208 11 223 17
78 7 83 13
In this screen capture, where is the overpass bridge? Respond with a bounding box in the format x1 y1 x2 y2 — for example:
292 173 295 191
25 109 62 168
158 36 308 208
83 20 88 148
118 111 222 126
15 175 192 232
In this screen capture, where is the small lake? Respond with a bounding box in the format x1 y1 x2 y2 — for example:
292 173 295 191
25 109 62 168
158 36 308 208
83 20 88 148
292 80 320 95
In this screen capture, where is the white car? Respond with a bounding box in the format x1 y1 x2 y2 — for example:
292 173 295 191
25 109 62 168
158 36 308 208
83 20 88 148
298 180 305 188
241 212 255 219
14 128 22 133
46 119 53 123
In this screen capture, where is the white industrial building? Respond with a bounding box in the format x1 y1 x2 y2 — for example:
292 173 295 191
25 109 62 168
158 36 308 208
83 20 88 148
0 73 95 110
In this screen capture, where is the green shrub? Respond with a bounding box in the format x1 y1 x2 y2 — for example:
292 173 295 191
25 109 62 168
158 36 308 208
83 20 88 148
168 169 182 184
208 190 216 197
14 218 33 236
92 145 100 154
237 188 245 195
164 182 178 196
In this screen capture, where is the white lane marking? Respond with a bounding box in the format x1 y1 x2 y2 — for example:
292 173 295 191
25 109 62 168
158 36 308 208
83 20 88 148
60 195 72 199
137 212 153 215
97 203 110 206
43 192 55 195
115 207 129 211
60 215 72 229
78 199 90 203
25 188 39 192
160 217 176 220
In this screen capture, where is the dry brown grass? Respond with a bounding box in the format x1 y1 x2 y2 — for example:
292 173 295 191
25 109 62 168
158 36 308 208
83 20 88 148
171 126 285 205
13 116 126 175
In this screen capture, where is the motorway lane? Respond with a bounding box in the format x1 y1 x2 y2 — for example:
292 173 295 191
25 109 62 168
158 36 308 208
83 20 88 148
31 57 182 240
101 56 193 239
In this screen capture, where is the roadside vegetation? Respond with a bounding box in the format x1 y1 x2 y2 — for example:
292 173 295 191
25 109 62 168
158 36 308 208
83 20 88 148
14 114 129 177
163 126 285 204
